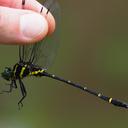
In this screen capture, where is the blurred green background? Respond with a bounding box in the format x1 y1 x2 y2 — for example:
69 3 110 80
0 0 128 128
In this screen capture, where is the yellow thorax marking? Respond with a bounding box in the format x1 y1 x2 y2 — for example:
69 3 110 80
14 64 18 77
20 65 27 78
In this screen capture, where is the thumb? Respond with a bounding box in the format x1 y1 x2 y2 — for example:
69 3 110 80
0 6 49 44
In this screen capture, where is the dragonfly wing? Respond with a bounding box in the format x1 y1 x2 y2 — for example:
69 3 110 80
19 0 61 69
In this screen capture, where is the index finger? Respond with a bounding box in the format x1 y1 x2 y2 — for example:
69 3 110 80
0 0 55 34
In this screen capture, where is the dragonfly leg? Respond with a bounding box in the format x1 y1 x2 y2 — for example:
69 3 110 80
22 0 25 6
13 80 18 89
18 79 27 109
2 80 15 93
46 8 50 14
22 0 25 9
40 6 43 13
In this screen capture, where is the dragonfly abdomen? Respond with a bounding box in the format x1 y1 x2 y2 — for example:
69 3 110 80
29 69 45 77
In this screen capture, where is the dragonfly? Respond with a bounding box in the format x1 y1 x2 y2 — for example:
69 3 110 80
1 0 128 109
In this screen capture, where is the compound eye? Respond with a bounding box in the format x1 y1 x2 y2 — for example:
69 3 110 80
4 69 9 74
5 67 11 73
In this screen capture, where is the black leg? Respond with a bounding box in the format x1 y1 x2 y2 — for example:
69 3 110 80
22 0 25 6
13 80 18 89
22 0 25 10
40 6 50 14
46 8 50 14
18 79 27 109
2 80 14 93
40 6 43 13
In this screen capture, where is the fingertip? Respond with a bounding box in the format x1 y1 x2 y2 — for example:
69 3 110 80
46 12 56 35
0 1 56 45
19 0 56 35
20 13 49 43
40 7 56 35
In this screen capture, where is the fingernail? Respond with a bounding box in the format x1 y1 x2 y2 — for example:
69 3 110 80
20 13 48 38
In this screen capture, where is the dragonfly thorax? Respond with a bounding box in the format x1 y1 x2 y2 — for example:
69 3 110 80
13 62 46 79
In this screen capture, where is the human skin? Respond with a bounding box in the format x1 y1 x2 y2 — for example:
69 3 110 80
0 0 55 44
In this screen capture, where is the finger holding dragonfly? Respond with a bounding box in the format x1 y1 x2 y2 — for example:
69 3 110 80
0 0 55 44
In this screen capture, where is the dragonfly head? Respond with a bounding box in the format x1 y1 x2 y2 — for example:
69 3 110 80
1 67 13 81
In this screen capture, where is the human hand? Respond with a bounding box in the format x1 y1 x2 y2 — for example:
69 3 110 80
0 0 55 44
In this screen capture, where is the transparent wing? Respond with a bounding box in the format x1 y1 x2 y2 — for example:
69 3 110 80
19 0 61 69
